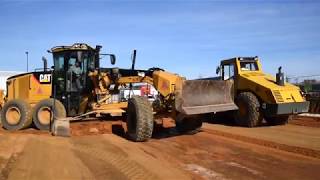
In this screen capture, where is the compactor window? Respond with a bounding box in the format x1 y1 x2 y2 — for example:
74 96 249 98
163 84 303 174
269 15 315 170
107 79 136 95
223 64 235 80
240 61 258 71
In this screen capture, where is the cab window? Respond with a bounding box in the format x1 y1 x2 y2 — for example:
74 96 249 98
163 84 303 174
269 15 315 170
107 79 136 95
223 64 234 80
240 61 258 71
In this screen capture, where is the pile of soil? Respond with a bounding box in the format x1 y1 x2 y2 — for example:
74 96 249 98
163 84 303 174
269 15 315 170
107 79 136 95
70 120 125 136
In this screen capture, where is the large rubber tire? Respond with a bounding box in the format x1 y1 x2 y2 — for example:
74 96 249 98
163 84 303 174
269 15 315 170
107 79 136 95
265 115 291 126
126 96 154 142
32 98 66 130
175 117 203 134
235 92 262 127
0 99 33 130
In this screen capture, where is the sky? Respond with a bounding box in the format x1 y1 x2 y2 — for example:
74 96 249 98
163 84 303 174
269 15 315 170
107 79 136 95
0 0 319 79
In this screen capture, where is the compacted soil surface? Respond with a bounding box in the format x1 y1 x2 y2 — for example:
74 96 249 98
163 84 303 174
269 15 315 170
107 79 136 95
0 117 319 180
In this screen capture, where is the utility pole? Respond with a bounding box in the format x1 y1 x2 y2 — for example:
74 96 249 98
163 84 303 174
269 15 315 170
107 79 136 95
25 51 29 72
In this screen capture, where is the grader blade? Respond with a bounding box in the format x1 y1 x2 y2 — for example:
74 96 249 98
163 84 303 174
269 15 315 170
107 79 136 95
175 80 238 115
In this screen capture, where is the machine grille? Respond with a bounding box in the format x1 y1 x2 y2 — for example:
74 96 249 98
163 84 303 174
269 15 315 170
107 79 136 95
273 90 284 102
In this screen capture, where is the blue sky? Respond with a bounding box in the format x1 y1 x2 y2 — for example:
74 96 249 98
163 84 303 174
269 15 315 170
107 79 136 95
0 0 319 79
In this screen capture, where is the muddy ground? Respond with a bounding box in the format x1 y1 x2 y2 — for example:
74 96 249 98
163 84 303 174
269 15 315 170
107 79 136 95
0 117 320 180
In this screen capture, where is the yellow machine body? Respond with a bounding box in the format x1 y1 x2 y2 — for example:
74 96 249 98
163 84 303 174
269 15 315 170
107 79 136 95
237 72 305 104
0 89 4 108
220 57 309 117
152 70 184 98
5 73 52 106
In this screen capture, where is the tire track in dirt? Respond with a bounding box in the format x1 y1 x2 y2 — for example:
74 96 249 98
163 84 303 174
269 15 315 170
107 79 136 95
0 154 19 180
72 143 158 180
0 135 28 180
203 128 320 159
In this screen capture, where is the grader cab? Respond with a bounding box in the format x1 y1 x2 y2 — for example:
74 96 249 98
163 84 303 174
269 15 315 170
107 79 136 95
0 43 237 141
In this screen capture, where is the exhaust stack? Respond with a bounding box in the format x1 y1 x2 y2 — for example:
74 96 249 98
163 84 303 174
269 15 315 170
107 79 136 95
42 56 48 72
276 66 285 86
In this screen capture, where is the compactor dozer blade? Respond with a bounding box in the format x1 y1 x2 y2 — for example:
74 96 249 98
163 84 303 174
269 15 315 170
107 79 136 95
175 80 238 115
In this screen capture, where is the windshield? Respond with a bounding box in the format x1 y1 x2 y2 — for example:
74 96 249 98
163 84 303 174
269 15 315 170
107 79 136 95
53 50 96 94
240 61 259 71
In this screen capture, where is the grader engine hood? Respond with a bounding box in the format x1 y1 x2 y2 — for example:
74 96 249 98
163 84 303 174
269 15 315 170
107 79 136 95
175 80 238 115
239 72 305 104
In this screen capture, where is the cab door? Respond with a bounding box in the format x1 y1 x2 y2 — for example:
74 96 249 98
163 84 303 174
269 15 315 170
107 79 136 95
222 63 235 80
53 51 91 116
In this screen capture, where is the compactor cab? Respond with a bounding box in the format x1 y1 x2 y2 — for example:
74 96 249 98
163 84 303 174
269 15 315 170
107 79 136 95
219 57 262 81
216 57 309 127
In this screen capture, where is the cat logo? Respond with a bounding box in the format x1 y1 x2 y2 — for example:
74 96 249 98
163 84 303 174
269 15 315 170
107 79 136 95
39 74 52 83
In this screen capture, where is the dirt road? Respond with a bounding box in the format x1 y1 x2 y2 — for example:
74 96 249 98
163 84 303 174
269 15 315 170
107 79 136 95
0 120 320 180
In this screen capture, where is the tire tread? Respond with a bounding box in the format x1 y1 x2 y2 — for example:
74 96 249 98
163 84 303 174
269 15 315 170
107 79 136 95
235 92 261 127
127 96 153 142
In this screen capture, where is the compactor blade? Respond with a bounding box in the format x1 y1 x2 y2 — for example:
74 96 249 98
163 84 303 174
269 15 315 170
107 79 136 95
175 80 238 115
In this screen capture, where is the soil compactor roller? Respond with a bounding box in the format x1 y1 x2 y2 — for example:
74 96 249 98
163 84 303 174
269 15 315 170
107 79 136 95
215 57 309 127
0 43 237 141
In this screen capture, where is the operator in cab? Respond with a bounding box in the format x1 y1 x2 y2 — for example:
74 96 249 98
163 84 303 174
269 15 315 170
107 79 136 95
68 61 83 91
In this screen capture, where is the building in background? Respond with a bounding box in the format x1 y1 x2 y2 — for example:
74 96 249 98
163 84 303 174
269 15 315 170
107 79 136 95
0 71 24 93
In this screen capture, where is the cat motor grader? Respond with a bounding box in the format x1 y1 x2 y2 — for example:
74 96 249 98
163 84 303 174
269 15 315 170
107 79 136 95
0 43 237 141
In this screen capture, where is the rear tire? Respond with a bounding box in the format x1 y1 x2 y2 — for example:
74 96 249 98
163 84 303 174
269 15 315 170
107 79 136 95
265 115 291 126
175 116 203 134
32 98 66 130
126 96 154 142
235 92 262 127
1 99 32 130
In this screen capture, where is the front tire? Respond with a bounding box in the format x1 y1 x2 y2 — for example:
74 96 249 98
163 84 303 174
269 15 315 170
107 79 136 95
1 99 32 130
32 98 66 130
235 92 262 127
126 96 154 142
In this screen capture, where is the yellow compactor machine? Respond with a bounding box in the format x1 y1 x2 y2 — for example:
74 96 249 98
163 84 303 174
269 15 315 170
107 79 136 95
215 57 309 127
0 43 237 141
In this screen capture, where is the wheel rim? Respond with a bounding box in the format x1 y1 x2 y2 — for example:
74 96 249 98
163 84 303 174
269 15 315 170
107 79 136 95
37 106 52 125
6 107 21 125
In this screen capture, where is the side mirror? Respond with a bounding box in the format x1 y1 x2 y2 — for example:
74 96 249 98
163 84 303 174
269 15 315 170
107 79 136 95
216 66 221 75
110 54 116 65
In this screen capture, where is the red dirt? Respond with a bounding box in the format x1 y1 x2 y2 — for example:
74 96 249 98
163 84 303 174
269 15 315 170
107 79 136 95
290 115 320 128
1 116 320 160
1 118 320 179
144 131 320 180
70 120 124 136
202 127 320 159
0 127 50 136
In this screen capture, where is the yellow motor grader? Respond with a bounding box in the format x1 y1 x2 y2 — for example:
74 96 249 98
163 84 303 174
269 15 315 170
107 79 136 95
0 43 236 141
